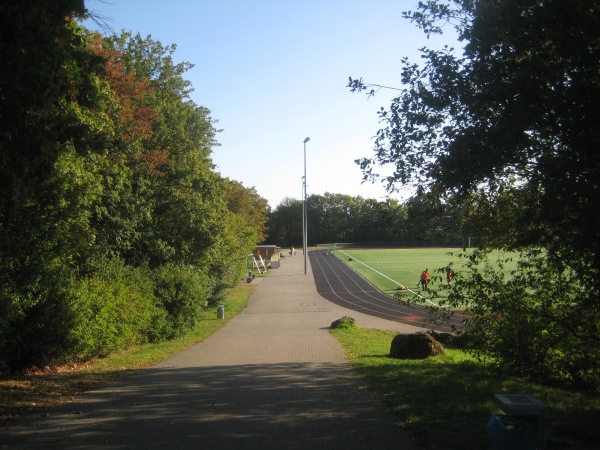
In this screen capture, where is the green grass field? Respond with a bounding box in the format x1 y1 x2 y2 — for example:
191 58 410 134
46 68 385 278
336 247 459 291
331 325 600 450
333 247 519 303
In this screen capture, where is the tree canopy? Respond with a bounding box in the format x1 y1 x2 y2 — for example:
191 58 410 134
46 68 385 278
0 1 268 372
267 191 463 248
352 0 599 262
350 0 600 389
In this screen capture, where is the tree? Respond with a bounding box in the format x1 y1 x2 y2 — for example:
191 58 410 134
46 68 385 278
0 0 110 371
268 193 459 246
222 179 270 245
214 180 270 293
98 31 242 328
401 189 466 245
99 32 226 269
375 199 410 242
348 197 396 243
351 0 600 265
0 9 260 370
267 198 303 247
309 193 355 244
350 0 600 389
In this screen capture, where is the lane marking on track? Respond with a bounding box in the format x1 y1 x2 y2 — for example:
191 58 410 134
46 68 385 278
312 251 426 320
312 250 463 329
338 250 447 308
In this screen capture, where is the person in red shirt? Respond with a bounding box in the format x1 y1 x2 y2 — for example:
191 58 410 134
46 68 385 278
419 268 431 290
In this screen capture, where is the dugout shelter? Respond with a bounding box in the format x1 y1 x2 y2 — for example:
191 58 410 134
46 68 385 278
254 245 282 268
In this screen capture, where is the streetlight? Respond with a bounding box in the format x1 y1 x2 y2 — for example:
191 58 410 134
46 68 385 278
303 137 310 275
302 139 309 275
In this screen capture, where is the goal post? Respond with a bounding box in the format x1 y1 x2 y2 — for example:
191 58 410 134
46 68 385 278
316 243 337 255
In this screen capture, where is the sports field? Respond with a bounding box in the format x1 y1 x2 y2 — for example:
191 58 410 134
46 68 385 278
333 247 519 299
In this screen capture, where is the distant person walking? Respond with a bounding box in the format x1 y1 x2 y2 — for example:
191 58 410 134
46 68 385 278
419 269 431 290
446 270 453 287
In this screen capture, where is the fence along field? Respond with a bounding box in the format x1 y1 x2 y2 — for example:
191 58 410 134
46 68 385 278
327 246 519 309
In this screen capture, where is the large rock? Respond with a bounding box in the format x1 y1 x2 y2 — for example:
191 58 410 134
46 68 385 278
426 330 454 345
390 332 445 359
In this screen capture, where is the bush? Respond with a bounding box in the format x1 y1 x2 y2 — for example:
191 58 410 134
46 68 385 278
0 260 75 373
153 264 211 339
0 253 237 372
84 257 169 344
330 316 357 329
445 248 600 391
69 276 156 359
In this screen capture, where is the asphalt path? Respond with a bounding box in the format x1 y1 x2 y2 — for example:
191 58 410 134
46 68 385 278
309 249 464 331
1 250 421 450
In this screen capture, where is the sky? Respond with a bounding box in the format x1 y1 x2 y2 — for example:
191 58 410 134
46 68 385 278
82 0 455 208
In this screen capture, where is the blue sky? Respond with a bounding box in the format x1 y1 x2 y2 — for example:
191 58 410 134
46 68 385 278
82 0 455 208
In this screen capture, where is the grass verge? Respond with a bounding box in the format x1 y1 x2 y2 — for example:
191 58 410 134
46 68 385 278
0 282 254 423
331 325 600 450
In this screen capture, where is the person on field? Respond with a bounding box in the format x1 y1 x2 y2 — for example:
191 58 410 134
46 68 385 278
446 270 453 287
420 269 431 290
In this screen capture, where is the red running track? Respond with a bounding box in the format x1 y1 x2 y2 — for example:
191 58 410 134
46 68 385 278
309 249 464 332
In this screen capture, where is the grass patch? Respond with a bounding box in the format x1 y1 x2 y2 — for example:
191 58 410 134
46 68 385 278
331 326 600 450
336 247 520 309
337 247 521 290
0 282 253 422
336 247 462 291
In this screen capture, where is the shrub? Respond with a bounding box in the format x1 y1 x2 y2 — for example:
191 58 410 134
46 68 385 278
84 257 169 344
330 316 357 329
0 260 75 373
445 248 600 391
153 264 211 338
69 276 156 359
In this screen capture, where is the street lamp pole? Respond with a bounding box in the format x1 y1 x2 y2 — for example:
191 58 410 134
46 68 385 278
303 137 310 275
301 175 305 270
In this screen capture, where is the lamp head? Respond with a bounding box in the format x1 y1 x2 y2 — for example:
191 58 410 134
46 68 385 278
304 137 310 143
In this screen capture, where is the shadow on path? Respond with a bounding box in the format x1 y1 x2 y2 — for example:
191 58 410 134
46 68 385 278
1 362 413 449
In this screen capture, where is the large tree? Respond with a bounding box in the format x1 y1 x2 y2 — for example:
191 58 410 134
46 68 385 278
0 3 264 371
267 197 303 247
0 0 110 370
352 0 599 260
350 0 600 389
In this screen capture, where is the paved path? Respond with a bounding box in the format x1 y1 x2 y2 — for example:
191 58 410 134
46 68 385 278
1 252 423 449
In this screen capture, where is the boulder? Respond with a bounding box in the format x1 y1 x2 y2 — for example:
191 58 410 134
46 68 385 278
390 332 445 359
426 330 454 345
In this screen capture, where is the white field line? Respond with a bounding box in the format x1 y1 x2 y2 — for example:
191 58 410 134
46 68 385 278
337 250 438 305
